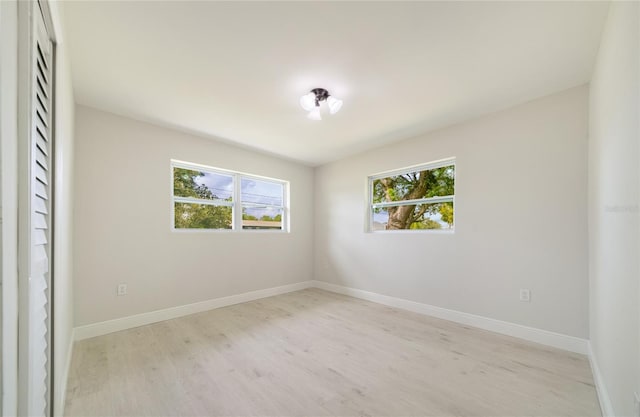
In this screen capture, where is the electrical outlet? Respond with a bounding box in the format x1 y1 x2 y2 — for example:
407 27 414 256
117 283 127 296
519 289 531 302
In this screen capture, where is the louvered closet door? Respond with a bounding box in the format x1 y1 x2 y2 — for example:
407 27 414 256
27 5 53 416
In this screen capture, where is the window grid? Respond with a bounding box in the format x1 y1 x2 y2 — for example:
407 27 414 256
171 161 288 232
368 158 455 232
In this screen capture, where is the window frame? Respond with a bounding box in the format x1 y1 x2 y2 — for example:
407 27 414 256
367 157 456 233
171 160 289 233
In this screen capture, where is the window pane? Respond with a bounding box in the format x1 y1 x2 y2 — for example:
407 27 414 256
372 202 453 230
173 167 233 201
372 165 454 203
241 177 283 206
242 206 283 230
174 202 232 229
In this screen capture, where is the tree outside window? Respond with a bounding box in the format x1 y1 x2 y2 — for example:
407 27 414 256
370 161 455 231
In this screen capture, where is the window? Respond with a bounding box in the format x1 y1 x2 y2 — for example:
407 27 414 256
369 158 455 231
171 161 288 231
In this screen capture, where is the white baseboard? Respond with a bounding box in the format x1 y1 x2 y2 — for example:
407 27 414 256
588 342 615 417
75 279 588 354
74 281 314 341
312 280 589 355
54 328 75 417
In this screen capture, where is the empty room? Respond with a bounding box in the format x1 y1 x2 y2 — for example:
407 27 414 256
0 1 638 416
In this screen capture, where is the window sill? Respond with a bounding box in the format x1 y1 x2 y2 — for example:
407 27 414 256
367 229 455 234
171 228 290 234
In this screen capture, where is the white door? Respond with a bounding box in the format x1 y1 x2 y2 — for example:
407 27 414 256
18 1 54 415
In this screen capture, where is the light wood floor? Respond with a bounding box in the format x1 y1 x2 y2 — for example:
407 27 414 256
65 289 600 416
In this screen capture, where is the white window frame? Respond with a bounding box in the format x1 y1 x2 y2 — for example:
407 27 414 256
367 157 456 233
171 160 289 233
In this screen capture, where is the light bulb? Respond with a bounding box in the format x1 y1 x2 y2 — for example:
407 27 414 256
300 92 316 111
327 96 343 114
307 106 321 121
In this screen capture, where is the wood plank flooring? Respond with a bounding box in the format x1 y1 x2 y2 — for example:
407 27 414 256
64 288 600 416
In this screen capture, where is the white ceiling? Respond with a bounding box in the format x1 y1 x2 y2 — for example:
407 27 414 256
61 1 609 166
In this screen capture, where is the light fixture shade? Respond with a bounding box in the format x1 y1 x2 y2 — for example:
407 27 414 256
307 106 322 121
327 96 343 114
300 92 316 111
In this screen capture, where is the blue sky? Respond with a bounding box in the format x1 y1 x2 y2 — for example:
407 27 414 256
195 171 233 199
195 171 283 219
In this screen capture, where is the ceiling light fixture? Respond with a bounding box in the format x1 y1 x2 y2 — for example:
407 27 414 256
300 88 343 120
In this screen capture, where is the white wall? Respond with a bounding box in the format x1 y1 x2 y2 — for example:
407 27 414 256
588 2 639 416
314 86 589 339
73 105 314 326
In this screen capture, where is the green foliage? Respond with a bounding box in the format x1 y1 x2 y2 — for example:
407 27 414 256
373 166 454 204
439 202 454 228
174 168 215 200
243 213 282 222
409 218 442 229
175 203 232 229
173 168 232 229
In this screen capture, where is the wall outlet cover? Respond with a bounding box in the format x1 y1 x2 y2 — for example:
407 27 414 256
117 283 127 296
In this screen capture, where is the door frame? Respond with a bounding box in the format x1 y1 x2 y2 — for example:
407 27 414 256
1 0 20 415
